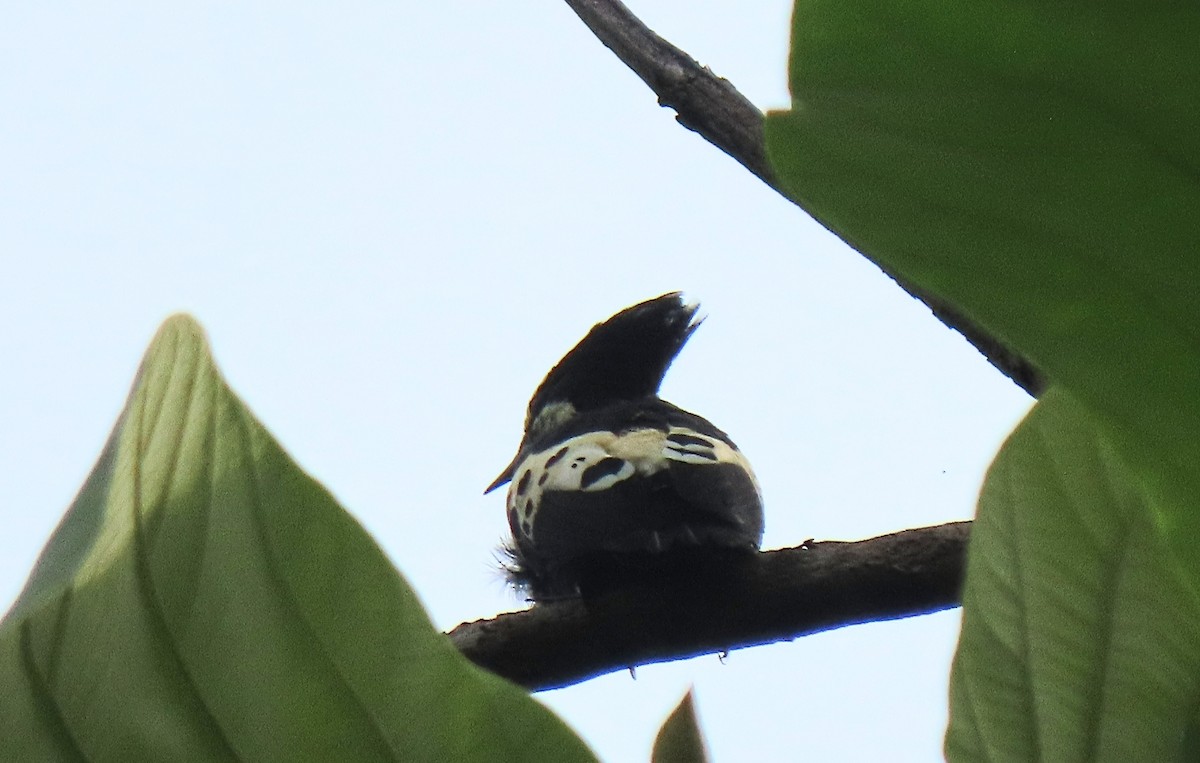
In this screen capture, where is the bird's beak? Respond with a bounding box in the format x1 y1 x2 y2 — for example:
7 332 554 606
484 450 522 495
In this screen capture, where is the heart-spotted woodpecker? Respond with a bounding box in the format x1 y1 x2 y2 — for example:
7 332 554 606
486 293 764 600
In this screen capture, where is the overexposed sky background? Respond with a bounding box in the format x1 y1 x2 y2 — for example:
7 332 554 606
0 3 1033 760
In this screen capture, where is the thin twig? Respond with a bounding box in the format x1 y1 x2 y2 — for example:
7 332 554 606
561 0 1045 396
449 522 970 691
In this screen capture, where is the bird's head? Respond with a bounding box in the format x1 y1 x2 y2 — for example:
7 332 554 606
485 292 701 493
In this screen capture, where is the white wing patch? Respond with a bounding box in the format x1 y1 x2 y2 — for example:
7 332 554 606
507 427 757 543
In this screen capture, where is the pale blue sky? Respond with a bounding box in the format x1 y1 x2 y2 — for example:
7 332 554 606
1 3 1032 760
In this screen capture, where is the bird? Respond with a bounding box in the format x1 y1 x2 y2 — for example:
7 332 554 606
485 293 764 600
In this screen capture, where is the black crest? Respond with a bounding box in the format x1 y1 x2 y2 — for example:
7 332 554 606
525 292 700 421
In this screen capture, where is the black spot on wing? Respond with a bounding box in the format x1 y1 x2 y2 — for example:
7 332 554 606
666 433 710 447
665 435 719 461
538 471 549 486
516 470 531 496
580 457 627 489
668 447 718 461
545 446 570 468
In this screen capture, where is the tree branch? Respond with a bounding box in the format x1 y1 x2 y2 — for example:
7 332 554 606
561 0 1045 397
449 522 970 691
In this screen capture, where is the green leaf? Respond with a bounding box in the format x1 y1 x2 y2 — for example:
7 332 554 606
0 315 595 762
652 689 709 763
948 389 1200 761
764 1 1200 585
